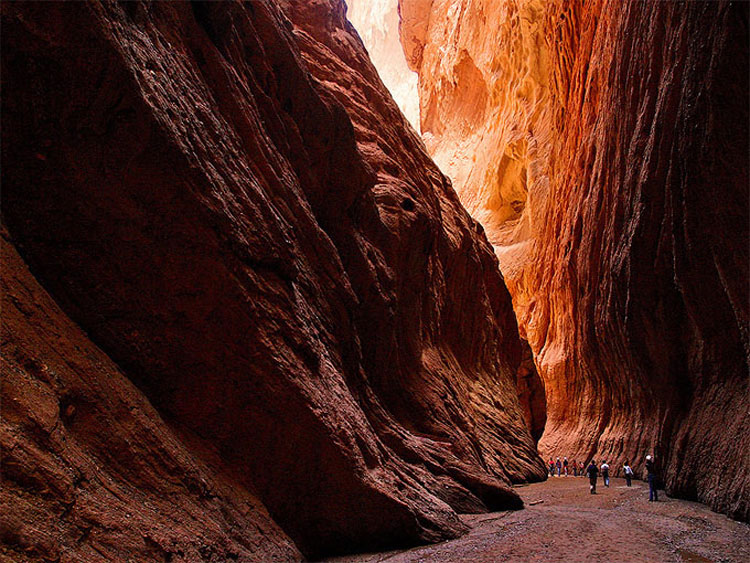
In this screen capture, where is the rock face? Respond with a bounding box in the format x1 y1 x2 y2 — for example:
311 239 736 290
401 0 749 519
1 0 545 559
514 340 546 445
400 0 552 261
1 227 301 562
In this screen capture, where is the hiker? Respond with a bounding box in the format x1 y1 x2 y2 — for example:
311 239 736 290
580 461 585 477
549 458 555 476
586 460 598 494
623 460 633 486
646 455 658 501
556 457 562 476
563 457 569 476
572 459 578 477
601 460 610 487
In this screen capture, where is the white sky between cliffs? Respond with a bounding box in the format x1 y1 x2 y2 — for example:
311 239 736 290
346 0 421 132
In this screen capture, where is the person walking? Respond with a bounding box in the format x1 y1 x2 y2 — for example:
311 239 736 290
586 460 598 494
563 457 569 476
572 459 578 477
556 457 562 477
601 460 610 487
579 461 585 477
549 458 555 477
646 455 658 501
623 461 633 486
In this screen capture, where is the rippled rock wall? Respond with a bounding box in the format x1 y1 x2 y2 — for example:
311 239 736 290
402 0 749 519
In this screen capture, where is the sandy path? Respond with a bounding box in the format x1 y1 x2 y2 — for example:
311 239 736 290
327 477 750 562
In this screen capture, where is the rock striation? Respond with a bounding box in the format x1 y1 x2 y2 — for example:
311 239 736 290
1 0 545 559
401 0 749 519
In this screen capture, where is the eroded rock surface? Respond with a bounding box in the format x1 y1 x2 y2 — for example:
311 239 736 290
1 0 545 559
1 228 301 562
400 0 552 256
401 0 749 519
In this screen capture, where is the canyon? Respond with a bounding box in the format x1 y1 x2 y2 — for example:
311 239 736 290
0 1 747 562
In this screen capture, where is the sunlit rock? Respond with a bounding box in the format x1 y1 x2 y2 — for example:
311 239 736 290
401 0 749 520
347 0 420 131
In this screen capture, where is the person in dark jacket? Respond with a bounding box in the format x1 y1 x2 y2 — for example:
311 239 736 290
556 457 562 477
646 455 658 501
586 460 598 494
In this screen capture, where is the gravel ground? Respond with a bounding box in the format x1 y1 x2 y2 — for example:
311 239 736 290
327 477 750 562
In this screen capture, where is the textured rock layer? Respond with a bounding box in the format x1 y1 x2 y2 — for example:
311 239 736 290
402 0 749 519
1 0 545 559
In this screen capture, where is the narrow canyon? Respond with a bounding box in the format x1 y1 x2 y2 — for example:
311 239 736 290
1 1 747 562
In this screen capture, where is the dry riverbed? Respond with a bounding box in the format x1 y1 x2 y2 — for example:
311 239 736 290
328 477 750 562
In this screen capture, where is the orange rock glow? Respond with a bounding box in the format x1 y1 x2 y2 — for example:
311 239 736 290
400 0 749 519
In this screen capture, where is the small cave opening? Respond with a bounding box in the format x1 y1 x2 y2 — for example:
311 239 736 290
401 197 416 211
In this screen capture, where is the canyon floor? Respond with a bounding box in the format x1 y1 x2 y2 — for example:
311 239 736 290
328 477 750 563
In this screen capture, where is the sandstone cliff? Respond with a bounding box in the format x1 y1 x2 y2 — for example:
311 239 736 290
401 0 749 519
1 1 545 560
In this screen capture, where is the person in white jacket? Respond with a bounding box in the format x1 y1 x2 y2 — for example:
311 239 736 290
623 461 634 486
600 460 610 487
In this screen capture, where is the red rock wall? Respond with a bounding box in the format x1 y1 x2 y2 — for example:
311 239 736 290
534 0 749 520
1 0 545 559
402 0 749 519
1 228 301 562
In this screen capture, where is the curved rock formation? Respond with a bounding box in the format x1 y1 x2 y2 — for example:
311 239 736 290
400 0 552 258
1 0 545 559
401 0 749 519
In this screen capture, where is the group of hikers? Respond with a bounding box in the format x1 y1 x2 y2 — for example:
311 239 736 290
547 455 659 500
